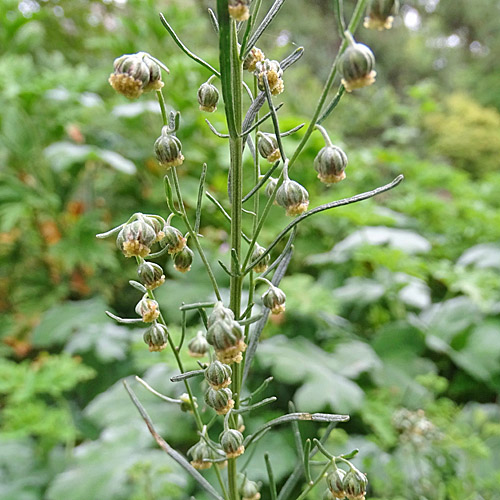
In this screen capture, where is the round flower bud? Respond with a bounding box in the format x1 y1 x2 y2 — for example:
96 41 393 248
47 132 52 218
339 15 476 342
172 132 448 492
161 225 187 255
243 46 265 72
137 261 165 290
188 330 209 358
205 360 232 390
265 177 279 204
257 132 281 163
180 393 198 413
256 59 284 96
229 0 250 21
198 81 219 112
276 179 309 216
144 216 165 242
206 314 246 364
262 284 286 314
220 429 245 458
205 387 235 415
154 126 184 169
188 438 213 470
143 322 168 352
173 246 194 273
135 294 160 323
240 479 261 500
236 414 245 433
364 0 399 30
208 301 235 328
326 468 347 499
340 40 376 92
343 468 368 500
314 145 348 184
109 52 164 99
116 219 157 258
251 244 270 273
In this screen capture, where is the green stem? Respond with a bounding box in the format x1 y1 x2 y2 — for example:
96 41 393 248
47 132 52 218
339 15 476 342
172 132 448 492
156 90 168 127
214 465 231 500
294 461 332 500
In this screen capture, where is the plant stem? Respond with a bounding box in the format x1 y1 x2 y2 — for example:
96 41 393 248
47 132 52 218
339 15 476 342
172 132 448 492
294 461 332 500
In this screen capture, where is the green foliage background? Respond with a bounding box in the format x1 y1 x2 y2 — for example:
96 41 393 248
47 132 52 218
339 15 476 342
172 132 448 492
1 0 500 499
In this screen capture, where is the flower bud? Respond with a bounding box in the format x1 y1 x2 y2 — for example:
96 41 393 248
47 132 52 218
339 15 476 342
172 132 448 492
340 38 376 92
326 468 347 499
239 478 261 500
154 126 184 168
236 414 245 432
116 219 157 258
251 244 270 273
343 468 368 500
262 284 286 314
161 225 187 255
188 330 209 358
364 0 399 30
323 489 338 500
229 0 250 21
143 322 168 352
173 246 194 273
188 438 213 470
207 311 246 364
205 360 232 390
257 132 281 163
109 52 164 99
243 47 265 72
137 261 165 290
205 387 235 415
256 59 284 96
135 294 160 323
265 177 279 203
180 393 198 413
198 80 219 112
276 179 309 216
220 429 245 458
208 301 235 328
314 145 348 184
144 216 165 242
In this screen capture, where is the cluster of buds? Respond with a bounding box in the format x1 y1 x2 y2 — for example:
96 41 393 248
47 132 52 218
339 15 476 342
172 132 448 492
262 283 286 314
325 465 368 500
256 59 284 96
197 76 219 112
228 0 250 21
238 475 261 500
206 302 246 364
340 32 376 92
142 321 168 352
154 125 184 168
364 0 399 31
205 386 235 415
108 52 164 99
188 330 209 358
257 132 281 163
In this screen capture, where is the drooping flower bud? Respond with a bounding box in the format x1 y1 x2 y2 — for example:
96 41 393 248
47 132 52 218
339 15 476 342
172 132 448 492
137 261 165 290
256 59 284 96
154 126 184 169
116 219 157 258
364 0 399 30
236 414 245 432
143 322 168 352
276 179 309 216
144 216 165 242
188 330 209 358
326 467 347 499
205 360 232 390
343 468 368 500
188 438 214 470
180 393 198 413
314 145 348 184
135 294 160 322
251 244 270 273
340 35 376 92
243 46 265 72
265 177 279 203
173 246 194 273
206 304 246 364
257 132 281 163
161 225 187 255
262 284 286 314
229 0 250 21
205 387 235 415
239 478 261 500
220 429 245 458
198 80 219 112
109 52 164 99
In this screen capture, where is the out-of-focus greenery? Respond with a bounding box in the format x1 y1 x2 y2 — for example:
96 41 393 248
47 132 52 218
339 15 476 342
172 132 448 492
1 1 500 499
